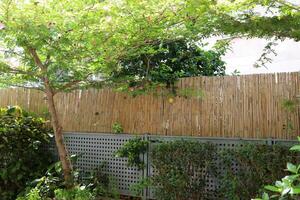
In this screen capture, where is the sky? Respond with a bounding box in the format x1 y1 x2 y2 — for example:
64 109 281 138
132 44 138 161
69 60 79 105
220 0 300 75
222 38 300 75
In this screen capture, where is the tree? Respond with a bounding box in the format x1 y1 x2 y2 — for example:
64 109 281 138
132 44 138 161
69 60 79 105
0 0 112 186
215 0 300 41
0 0 223 186
111 38 226 93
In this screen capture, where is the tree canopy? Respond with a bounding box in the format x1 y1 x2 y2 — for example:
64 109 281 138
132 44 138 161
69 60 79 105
111 39 226 91
215 0 300 41
0 0 225 185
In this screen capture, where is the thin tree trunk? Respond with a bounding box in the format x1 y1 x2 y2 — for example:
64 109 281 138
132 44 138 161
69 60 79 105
27 47 73 186
44 81 73 187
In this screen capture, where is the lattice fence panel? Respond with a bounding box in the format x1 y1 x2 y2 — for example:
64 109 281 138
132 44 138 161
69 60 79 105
146 136 296 199
49 133 142 195
47 133 296 199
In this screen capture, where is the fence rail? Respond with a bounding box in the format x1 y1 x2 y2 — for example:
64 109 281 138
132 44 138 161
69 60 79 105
0 72 299 139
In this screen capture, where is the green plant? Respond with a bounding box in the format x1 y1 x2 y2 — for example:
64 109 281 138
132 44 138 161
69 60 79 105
151 140 217 200
282 99 299 135
0 106 53 200
54 186 94 200
18 159 120 200
218 143 298 200
115 137 148 170
254 137 300 200
17 161 69 199
112 122 124 134
16 188 42 200
129 178 152 198
84 162 120 199
111 39 226 96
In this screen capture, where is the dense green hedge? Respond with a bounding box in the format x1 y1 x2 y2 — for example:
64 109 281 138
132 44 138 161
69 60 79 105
0 106 53 200
218 144 299 200
151 140 217 200
150 140 298 200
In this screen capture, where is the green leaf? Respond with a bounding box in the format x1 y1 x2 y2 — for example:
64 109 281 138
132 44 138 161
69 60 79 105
290 145 300 151
265 185 280 193
287 162 298 174
291 186 300 194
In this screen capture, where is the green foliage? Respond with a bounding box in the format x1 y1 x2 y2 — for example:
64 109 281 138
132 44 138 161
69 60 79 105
148 140 297 200
231 69 241 76
254 41 278 68
218 144 298 200
111 39 226 95
282 99 299 135
0 0 223 91
54 186 94 200
115 137 148 170
282 99 298 113
129 178 152 197
17 155 79 199
112 122 124 134
216 0 300 41
0 0 299 90
177 88 205 99
18 160 120 200
255 137 300 200
16 188 42 200
0 106 53 200
0 0 109 91
84 162 120 199
151 140 217 200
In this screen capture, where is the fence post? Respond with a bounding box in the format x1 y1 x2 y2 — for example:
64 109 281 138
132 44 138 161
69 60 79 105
142 133 150 199
266 138 275 145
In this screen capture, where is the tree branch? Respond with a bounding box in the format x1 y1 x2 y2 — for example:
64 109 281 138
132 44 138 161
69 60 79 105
277 0 300 12
54 73 93 94
0 61 41 77
9 84 44 91
27 47 47 71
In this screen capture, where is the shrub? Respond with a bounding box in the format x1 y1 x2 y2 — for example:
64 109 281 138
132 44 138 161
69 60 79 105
151 140 217 200
0 106 53 200
54 187 94 200
254 137 300 200
18 159 120 200
112 122 124 134
218 144 299 200
115 137 148 169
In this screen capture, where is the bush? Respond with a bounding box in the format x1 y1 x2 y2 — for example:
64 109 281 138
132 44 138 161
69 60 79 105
218 144 299 200
115 137 148 169
151 140 217 200
0 106 53 200
254 137 300 200
148 140 297 200
17 159 120 200
54 187 94 200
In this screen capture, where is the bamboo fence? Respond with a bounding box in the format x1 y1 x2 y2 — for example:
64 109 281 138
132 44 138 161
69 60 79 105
0 72 299 139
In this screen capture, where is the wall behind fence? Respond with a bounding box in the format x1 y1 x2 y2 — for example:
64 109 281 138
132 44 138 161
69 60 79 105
0 72 299 139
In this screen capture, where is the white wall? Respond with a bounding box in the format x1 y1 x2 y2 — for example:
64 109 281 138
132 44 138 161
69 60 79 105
223 38 300 75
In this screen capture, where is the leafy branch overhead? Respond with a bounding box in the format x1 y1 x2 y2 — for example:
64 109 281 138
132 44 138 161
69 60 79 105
0 0 109 92
110 39 226 95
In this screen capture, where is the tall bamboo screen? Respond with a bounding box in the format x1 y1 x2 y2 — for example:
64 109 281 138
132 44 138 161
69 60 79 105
0 72 299 139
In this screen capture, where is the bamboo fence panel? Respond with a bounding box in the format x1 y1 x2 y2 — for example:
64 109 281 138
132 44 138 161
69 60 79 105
0 72 299 139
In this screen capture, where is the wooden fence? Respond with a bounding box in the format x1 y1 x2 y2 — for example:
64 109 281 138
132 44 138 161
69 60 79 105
0 72 299 139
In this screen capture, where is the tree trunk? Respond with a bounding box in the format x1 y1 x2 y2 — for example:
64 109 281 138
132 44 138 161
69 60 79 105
27 47 73 186
44 82 73 187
